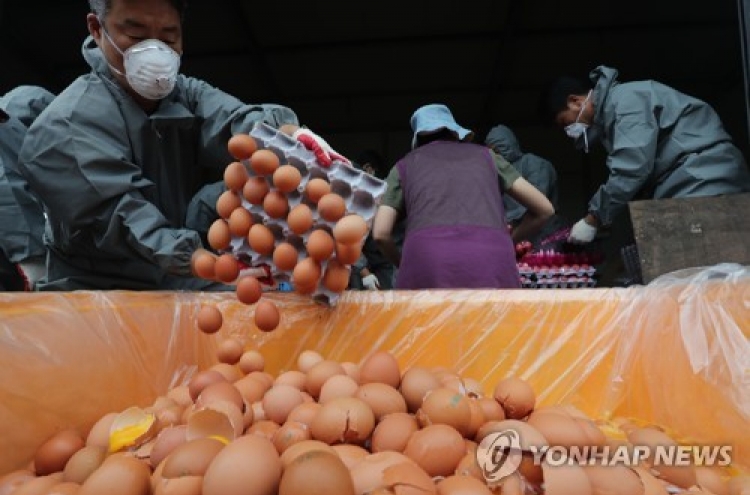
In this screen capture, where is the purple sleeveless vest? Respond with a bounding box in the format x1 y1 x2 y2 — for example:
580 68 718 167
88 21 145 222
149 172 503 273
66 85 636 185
394 141 520 289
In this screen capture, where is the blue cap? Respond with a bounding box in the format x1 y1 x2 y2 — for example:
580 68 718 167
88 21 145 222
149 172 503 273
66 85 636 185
410 104 473 149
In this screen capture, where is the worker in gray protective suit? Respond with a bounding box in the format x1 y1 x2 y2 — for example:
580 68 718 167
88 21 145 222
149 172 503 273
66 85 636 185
19 0 339 291
485 124 565 244
542 65 750 244
0 86 55 290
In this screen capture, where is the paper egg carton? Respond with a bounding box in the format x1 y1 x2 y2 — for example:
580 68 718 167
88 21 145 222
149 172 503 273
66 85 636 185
228 123 387 306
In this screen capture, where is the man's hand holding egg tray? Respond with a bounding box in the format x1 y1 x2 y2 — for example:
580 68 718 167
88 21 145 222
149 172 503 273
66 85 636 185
290 127 351 168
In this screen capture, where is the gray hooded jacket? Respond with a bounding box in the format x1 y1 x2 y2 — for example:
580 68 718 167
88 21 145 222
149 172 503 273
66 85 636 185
587 66 750 226
19 37 299 290
0 86 55 264
485 124 558 222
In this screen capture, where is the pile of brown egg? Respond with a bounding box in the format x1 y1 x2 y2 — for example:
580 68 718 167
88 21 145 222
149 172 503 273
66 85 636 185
191 133 371 335
2 350 747 495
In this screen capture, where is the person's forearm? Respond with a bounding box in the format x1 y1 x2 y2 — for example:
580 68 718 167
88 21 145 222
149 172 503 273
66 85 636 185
511 213 548 243
375 237 401 267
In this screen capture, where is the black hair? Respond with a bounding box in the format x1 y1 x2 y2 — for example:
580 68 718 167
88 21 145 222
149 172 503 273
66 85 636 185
415 128 458 148
538 75 591 123
88 0 188 21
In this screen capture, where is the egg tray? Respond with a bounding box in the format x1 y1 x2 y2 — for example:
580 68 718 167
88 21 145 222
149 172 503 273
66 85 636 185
227 123 387 306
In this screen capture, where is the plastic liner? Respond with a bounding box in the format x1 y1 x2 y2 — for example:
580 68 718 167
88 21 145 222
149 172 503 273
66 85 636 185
0 263 747 473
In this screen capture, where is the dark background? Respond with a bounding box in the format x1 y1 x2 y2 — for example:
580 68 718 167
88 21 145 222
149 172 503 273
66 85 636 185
1 0 747 228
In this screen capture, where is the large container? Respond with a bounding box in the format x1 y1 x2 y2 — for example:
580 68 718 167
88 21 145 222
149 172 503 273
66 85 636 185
0 264 748 474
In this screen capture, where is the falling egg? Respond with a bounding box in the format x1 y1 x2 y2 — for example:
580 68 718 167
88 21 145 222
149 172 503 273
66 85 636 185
254 300 281 332
333 215 368 245
196 305 223 334
306 229 335 262
214 253 240 283
322 258 350 293
263 190 289 219
227 134 258 160
317 193 346 222
243 176 270 205
273 242 298 271
217 338 244 365
305 178 331 204
248 224 276 255
287 204 313 235
216 190 242 219
292 258 322 291
192 251 216 280
236 276 262 305
238 350 265 374
273 165 302 193
207 219 232 251
224 161 249 191
250 149 281 176
227 207 253 238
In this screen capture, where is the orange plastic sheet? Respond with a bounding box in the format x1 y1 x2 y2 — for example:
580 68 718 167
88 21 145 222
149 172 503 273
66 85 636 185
0 263 748 474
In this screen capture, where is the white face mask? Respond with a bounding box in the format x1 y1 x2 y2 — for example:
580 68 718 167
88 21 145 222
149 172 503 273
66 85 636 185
564 90 592 152
100 23 181 100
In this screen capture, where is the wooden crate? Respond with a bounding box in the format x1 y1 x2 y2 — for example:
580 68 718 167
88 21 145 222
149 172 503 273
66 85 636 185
628 192 750 283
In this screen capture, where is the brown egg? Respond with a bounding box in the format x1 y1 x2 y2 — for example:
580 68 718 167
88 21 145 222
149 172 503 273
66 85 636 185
273 242 298 271
582 465 643 495
305 360 346 399
227 134 258 160
627 427 697 489
214 253 240 283
49 481 82 495
400 367 441 413
210 362 244 383
162 438 224 479
238 350 265 374
335 242 362 265
217 338 244 365
196 305 223 334
250 149 281 176
317 193 346 222
216 190 242 219
403 424 466 477
188 370 227 401
477 397 505 422
310 397 375 445
274 370 307 390
263 190 289 219
273 165 302 193
263 385 305 424
235 377 269 404
348 452 416 495
318 374 359 404
331 444 370 469
187 402 244 442
85 413 117 449
356 383 408 421
286 402 322 429
224 161 249 191
207 219 232 251
322 258 350 293
78 456 151 495
292 257 322 291
279 450 355 495
149 425 188 469
236 276 263 305
437 475 492 494
153 476 203 495
63 446 106 484
360 351 401 388
203 435 281 495
297 350 324 373
454 451 484 481
417 387 472 436
166 386 193 408
305 178 331 204
333 215 368 245
341 362 360 382
196 381 244 410
542 460 593 495
695 467 730 495
247 420 280 440
243 176 270 205
248 224 275 255
228 207 253 237
465 399 485 439
493 377 535 420
527 411 605 449
306 229 335 262
271 421 311 454
287 204 314 235
371 412 419 453
192 251 216 280
35 429 85 476
280 440 336 468
254 300 281 332
382 462 436 495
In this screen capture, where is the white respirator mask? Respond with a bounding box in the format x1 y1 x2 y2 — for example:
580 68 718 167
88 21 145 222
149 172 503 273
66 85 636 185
100 21 181 100
564 90 592 152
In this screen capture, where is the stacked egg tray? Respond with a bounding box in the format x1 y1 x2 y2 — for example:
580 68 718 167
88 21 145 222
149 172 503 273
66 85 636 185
229 123 387 305
518 264 598 289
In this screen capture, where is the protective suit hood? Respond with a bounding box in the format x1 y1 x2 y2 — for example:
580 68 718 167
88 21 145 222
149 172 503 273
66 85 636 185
588 65 620 124
484 125 523 162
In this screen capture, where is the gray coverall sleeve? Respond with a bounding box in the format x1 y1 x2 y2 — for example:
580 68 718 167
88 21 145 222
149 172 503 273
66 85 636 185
0 86 55 128
20 110 202 277
588 113 657 226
